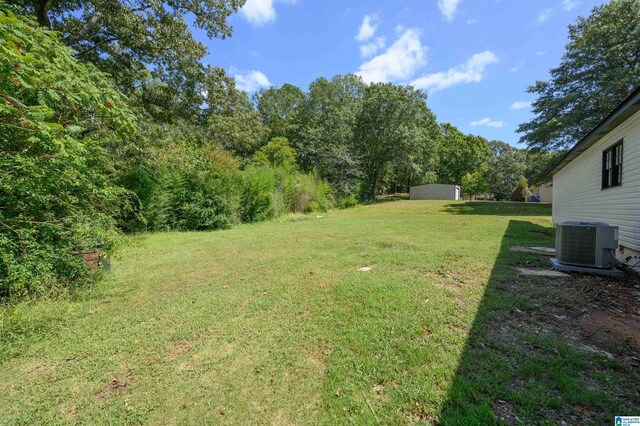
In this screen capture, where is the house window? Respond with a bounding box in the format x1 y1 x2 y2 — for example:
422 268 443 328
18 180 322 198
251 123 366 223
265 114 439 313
602 140 623 189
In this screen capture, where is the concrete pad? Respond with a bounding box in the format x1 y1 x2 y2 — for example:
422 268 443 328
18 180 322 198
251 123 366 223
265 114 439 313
550 258 623 277
511 246 556 256
516 267 569 278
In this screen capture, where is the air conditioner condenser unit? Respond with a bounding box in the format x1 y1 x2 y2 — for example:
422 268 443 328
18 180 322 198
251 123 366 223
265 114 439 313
551 221 622 276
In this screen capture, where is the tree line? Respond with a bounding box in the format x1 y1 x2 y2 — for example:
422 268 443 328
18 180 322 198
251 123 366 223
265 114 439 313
1 0 639 297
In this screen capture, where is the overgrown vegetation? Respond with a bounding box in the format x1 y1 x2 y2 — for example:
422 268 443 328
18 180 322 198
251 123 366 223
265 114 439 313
0 9 332 296
0 11 136 298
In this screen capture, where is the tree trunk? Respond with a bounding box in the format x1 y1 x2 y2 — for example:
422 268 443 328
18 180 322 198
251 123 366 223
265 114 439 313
369 170 379 201
36 0 52 28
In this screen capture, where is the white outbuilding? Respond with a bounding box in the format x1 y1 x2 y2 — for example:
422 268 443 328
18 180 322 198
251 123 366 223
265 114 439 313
546 86 640 261
410 184 461 201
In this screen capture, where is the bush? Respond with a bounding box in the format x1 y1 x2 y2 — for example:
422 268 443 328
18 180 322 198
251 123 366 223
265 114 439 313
338 193 359 209
239 166 334 221
161 170 239 231
115 127 243 232
240 166 276 222
310 178 335 213
280 170 334 214
150 142 240 231
288 173 317 213
0 11 136 298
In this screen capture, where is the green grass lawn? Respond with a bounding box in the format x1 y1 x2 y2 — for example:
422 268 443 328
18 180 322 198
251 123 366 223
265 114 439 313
1 201 637 424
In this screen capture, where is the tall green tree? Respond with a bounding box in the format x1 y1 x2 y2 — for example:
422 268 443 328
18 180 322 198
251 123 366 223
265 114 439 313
0 10 136 296
298 74 366 194
9 0 245 120
252 137 297 168
255 84 305 143
484 141 526 201
207 109 270 160
206 88 270 159
524 149 565 185
354 83 439 200
436 124 490 184
518 0 640 150
203 66 248 117
461 172 490 201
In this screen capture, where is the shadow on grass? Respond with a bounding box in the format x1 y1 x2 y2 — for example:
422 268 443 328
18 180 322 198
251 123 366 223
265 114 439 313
437 219 640 425
444 202 552 217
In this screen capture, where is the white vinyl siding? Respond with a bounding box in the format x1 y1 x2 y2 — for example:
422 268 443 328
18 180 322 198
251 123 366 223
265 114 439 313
553 109 640 255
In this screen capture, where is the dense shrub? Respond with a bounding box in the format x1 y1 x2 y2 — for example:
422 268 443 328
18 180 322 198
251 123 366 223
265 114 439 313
114 124 336 232
160 170 239 231
288 172 334 213
145 139 240 231
240 166 335 221
279 169 334 214
337 193 359 209
0 11 136 297
112 124 244 232
240 166 276 223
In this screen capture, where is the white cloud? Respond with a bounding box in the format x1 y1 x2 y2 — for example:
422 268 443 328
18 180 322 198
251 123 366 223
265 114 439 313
536 50 546 56
234 70 271 93
360 36 386 58
561 0 578 11
509 67 518 74
510 101 531 110
466 18 477 25
470 118 504 128
356 28 426 83
240 0 296 27
538 8 552 23
356 14 380 42
411 50 498 92
437 0 462 22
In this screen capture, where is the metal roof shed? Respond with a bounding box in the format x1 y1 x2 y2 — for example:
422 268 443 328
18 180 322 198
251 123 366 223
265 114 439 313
410 184 461 200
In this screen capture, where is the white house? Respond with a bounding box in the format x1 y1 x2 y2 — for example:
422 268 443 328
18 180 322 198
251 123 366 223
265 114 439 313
410 184 461 201
530 183 553 203
547 86 640 261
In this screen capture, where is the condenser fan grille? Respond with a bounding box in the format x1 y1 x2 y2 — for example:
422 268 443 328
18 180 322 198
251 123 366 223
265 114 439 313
559 225 596 265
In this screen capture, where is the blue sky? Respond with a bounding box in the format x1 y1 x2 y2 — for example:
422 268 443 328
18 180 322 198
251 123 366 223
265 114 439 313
194 0 604 147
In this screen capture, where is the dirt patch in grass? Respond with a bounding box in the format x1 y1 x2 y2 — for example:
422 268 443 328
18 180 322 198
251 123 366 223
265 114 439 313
306 345 331 374
440 220 640 425
487 269 640 423
492 399 518 425
96 375 134 401
496 271 640 365
167 340 196 361
579 312 640 355
425 271 463 296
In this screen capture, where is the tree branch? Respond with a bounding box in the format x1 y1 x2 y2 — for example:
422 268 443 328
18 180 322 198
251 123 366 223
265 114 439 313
75 37 119 56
